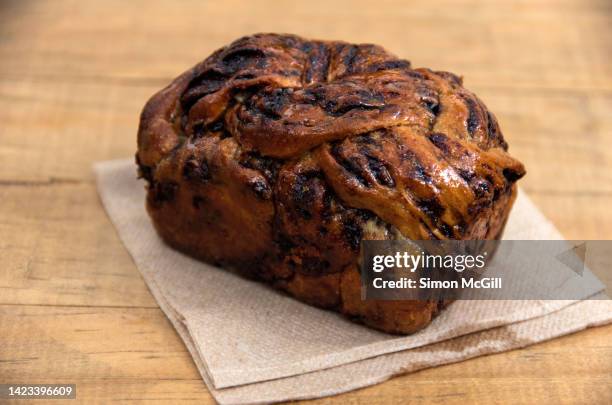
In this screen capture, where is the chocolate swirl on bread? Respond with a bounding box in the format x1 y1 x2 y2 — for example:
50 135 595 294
136 33 525 334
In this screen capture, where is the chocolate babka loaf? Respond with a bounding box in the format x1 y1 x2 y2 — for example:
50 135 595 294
136 33 525 334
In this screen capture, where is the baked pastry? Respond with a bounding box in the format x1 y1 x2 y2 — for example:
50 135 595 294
136 33 525 334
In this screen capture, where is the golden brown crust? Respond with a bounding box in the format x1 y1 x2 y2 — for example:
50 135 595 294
136 33 525 334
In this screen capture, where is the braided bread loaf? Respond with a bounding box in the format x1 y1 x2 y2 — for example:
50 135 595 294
136 34 525 334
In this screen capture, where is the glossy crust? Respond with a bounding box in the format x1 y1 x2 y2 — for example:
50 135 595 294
136 34 525 334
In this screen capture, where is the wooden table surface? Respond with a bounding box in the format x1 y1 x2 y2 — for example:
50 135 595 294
1 0 611 403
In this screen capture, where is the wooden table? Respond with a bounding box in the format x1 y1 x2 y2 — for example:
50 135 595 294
1 0 611 403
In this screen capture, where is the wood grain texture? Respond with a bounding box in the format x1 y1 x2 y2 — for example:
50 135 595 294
0 0 610 403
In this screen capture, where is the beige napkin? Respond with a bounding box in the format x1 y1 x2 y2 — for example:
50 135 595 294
94 159 612 405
